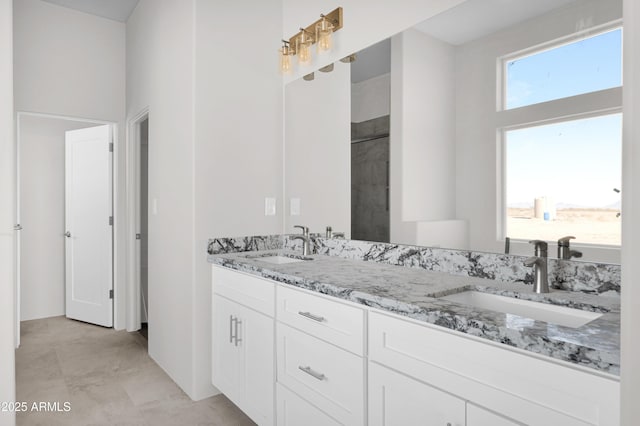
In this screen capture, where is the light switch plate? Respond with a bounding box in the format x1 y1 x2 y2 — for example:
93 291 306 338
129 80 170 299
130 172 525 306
290 198 301 216
265 197 277 216
152 198 158 215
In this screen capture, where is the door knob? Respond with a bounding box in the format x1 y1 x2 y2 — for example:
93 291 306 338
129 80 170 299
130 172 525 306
65 231 71 238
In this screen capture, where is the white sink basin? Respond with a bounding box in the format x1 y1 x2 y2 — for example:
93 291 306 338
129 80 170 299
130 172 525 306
440 291 602 328
256 255 308 264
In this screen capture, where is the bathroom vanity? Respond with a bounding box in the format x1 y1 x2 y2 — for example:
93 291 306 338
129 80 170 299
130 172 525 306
208 241 620 426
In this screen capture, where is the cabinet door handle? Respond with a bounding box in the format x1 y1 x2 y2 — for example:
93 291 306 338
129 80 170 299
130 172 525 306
234 318 242 346
229 315 235 343
298 365 326 381
298 311 326 322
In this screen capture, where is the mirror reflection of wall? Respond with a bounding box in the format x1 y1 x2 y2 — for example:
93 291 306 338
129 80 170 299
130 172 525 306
284 0 623 264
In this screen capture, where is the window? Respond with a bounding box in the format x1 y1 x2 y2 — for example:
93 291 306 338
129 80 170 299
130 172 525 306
504 28 622 110
501 25 622 247
505 114 621 245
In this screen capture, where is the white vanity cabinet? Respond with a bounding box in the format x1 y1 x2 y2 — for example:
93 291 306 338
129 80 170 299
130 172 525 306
369 311 620 426
212 266 275 426
276 285 366 425
369 362 465 426
369 362 519 426
211 265 620 426
466 405 520 426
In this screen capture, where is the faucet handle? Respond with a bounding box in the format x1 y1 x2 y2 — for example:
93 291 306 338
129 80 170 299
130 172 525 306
528 240 548 257
294 225 309 236
557 236 575 247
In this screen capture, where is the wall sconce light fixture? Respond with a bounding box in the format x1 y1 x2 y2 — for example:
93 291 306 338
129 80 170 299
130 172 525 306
279 40 292 74
280 7 343 73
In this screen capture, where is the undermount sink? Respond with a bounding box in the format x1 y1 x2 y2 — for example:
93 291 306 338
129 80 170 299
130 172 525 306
255 255 310 264
440 291 602 328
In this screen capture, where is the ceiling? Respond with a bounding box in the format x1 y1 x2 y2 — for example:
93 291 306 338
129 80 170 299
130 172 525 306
352 39 391 84
40 0 140 22
414 0 583 46
350 0 584 84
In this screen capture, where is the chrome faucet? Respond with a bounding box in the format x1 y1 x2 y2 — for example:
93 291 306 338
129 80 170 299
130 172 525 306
293 225 311 256
524 240 549 293
557 236 583 260
294 225 309 238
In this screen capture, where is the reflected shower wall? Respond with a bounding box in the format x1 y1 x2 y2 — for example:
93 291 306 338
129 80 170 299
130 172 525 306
351 116 390 242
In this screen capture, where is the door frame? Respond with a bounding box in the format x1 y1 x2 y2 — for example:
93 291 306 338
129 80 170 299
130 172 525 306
15 111 119 341
125 107 149 332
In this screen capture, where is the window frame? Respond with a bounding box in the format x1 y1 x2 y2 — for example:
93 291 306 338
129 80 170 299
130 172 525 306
496 21 623 254
498 21 623 112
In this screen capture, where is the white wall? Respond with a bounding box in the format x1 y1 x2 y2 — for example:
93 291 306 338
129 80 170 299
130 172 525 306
193 0 283 399
13 0 128 326
398 29 456 223
0 0 15 424
389 30 460 246
389 34 417 245
285 63 351 235
351 73 390 123
126 0 196 398
19 115 93 321
416 220 467 249
454 0 622 262
621 0 640 422
13 0 125 120
282 0 466 83
127 0 284 400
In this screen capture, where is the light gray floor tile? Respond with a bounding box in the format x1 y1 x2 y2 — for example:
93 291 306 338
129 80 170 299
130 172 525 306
16 316 256 426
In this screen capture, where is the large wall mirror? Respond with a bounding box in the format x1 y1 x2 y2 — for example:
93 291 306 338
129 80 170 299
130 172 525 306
284 0 623 264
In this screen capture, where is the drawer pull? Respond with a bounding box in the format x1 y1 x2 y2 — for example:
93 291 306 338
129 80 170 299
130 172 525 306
298 311 326 322
298 365 326 381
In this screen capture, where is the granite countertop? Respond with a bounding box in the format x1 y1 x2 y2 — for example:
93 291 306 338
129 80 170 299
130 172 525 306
208 250 620 376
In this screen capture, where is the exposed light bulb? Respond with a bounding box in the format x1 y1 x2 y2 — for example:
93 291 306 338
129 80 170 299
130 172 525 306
317 16 333 52
279 48 292 74
298 43 311 64
297 29 312 65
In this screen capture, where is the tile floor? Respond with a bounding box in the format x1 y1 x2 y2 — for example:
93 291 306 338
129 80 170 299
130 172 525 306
16 316 256 426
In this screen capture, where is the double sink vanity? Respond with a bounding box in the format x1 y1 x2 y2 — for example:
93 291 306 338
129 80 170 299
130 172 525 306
207 236 620 426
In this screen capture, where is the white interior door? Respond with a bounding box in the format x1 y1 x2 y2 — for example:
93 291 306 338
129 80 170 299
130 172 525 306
65 125 113 327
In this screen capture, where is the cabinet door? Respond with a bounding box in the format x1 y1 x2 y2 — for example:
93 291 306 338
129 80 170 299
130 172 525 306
467 404 520 426
212 295 241 404
369 362 465 426
240 304 274 426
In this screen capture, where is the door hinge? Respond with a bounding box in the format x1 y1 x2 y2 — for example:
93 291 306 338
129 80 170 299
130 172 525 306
109 289 114 299
136 233 141 240
109 216 113 226
109 142 114 152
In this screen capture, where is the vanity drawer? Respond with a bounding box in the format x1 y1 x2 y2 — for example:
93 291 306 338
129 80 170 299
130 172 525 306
276 285 365 355
212 265 275 316
276 323 365 426
276 383 343 426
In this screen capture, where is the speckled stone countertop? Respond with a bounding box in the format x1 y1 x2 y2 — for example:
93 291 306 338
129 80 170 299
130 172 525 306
208 250 620 376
